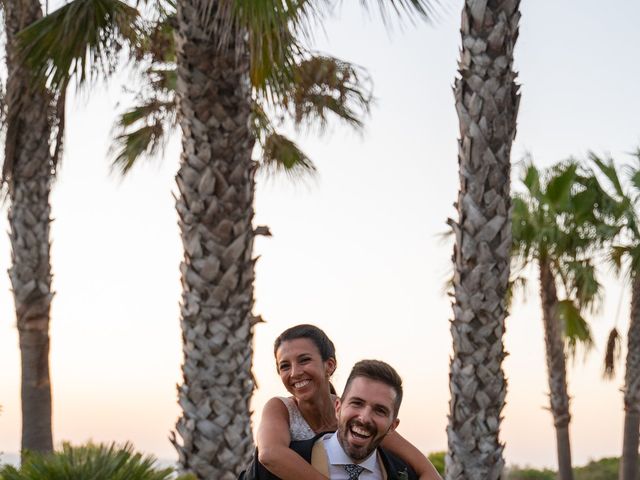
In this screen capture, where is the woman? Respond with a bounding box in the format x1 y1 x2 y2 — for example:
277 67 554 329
256 324 441 480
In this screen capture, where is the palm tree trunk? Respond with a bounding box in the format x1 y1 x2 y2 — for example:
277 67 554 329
539 258 574 480
447 2 520 479
171 2 256 479
3 0 55 456
620 275 640 480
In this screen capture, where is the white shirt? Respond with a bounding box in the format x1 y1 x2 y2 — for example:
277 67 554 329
322 432 384 480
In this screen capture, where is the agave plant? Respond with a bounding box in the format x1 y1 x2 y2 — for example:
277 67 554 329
0 442 194 480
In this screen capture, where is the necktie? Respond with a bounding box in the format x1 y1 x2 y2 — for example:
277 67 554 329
344 464 365 479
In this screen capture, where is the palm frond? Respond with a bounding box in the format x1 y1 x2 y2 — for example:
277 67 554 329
609 244 630 275
259 131 316 178
240 1 311 97
589 152 626 200
252 103 316 179
358 0 438 26
556 299 594 359
110 97 176 174
545 161 577 211
131 9 175 64
563 259 602 313
18 0 142 93
192 0 314 101
603 327 621 380
521 161 540 192
286 55 372 131
505 274 528 309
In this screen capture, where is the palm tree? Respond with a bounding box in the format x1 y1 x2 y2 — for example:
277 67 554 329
1 0 142 456
18 1 436 477
590 153 640 480
446 1 521 479
511 161 603 480
1 0 57 455
169 2 434 477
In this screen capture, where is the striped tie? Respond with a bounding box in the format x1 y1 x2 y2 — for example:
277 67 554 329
344 464 365 479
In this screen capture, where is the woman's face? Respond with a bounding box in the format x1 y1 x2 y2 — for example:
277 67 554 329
275 338 336 401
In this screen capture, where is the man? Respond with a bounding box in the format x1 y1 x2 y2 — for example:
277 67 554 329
242 359 419 479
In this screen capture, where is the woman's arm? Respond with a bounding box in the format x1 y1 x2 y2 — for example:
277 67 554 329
381 429 442 480
256 398 329 480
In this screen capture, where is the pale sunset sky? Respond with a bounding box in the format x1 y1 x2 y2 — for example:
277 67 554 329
1 0 638 469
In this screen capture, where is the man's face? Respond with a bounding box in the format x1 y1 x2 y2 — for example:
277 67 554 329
335 376 400 461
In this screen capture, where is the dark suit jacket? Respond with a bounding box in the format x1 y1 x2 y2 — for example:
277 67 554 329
239 432 417 480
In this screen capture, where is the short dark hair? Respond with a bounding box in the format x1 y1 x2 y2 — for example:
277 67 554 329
342 360 403 416
273 324 336 363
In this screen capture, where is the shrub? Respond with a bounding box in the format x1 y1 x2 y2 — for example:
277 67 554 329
428 451 445 476
506 467 556 480
0 442 194 480
574 457 618 480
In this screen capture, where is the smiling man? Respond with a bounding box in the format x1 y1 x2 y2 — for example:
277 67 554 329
241 360 420 480
323 360 415 479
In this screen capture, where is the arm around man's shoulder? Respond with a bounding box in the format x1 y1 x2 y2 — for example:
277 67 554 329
380 448 420 480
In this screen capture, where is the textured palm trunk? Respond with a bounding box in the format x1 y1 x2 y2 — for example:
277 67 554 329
539 258 574 480
447 2 520 479
620 275 640 480
3 0 55 456
171 2 256 479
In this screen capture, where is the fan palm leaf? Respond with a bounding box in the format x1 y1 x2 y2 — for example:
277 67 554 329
18 0 142 92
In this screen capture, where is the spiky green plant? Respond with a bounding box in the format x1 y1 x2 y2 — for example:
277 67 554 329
0 442 193 480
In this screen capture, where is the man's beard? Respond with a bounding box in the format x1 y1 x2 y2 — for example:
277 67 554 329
337 418 387 461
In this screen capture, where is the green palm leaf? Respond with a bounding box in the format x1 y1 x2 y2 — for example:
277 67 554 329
522 162 541 195
111 98 175 174
556 299 594 358
286 55 372 130
18 0 142 92
359 0 437 24
260 132 316 177
590 153 626 200
562 259 601 312
252 103 317 178
545 161 577 210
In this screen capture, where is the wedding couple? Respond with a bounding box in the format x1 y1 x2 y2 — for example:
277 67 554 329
240 324 442 480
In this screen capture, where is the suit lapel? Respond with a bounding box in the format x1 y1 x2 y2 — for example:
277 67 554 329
376 450 390 479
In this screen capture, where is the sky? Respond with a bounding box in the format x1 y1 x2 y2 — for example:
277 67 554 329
1 0 640 470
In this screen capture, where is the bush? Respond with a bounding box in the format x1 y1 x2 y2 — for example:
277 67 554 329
506 466 556 480
574 457 618 480
506 457 622 480
0 442 194 480
428 451 445 476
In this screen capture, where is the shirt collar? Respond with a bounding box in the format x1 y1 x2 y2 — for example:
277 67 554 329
323 432 379 473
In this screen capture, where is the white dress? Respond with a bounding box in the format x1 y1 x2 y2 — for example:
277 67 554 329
277 396 337 441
